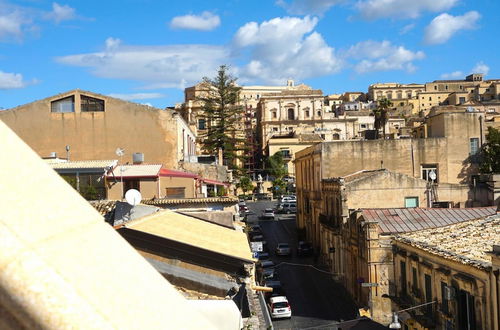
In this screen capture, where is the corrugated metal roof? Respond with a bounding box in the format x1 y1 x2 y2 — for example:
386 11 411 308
361 207 497 234
125 210 253 262
108 164 162 178
46 159 117 170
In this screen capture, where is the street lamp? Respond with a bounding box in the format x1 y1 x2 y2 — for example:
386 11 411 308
389 300 436 329
115 148 125 200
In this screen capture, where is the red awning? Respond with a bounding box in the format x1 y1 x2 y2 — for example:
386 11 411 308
203 178 229 186
159 169 199 179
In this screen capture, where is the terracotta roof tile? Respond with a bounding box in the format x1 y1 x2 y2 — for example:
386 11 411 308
395 214 500 269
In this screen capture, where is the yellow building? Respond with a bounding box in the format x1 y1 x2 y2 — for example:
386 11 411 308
391 214 500 330
0 89 196 169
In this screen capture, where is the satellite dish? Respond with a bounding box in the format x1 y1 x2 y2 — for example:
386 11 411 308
429 170 437 181
125 189 142 206
115 147 125 156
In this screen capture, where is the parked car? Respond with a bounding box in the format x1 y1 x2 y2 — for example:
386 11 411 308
261 208 275 220
280 195 296 203
264 280 285 300
254 193 272 200
297 241 313 257
249 224 262 234
267 296 292 319
276 202 296 214
257 260 275 282
255 251 270 260
275 243 291 256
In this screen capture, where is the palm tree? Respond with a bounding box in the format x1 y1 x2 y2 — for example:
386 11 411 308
373 97 393 139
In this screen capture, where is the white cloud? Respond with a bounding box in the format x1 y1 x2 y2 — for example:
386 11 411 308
424 11 480 45
276 0 344 15
233 16 343 83
0 5 32 40
169 11 220 31
400 23 415 35
57 38 228 88
440 71 463 79
356 0 458 20
0 70 28 89
44 3 76 23
346 40 425 73
108 93 165 101
471 61 489 75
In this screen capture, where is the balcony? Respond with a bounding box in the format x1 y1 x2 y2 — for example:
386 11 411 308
319 213 340 233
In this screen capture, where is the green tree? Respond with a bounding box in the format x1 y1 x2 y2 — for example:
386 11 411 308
237 176 254 195
480 127 500 173
372 97 393 139
265 152 288 196
198 65 247 177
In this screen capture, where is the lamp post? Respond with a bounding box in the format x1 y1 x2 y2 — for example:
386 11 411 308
389 300 437 329
115 148 125 200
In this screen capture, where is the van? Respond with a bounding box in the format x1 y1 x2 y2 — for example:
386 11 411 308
277 202 296 214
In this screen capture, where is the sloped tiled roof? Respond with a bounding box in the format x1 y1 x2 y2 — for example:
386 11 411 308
361 207 497 234
46 159 117 170
159 168 199 178
124 210 254 262
107 164 162 178
395 214 500 269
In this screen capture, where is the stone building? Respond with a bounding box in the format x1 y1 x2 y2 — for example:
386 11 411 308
322 206 497 325
391 214 500 330
0 89 196 170
180 80 311 172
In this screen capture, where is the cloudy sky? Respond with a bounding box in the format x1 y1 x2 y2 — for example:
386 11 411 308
0 0 497 109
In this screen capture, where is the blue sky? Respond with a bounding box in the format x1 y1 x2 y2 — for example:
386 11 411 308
0 0 498 109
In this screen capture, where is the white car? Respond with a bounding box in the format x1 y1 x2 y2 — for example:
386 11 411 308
268 296 292 319
261 208 275 220
280 196 296 203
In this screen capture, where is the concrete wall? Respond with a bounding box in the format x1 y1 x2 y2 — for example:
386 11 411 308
180 162 230 182
0 90 190 169
107 178 160 200
160 176 197 198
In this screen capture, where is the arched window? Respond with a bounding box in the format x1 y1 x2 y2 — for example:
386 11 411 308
332 133 340 140
287 108 295 120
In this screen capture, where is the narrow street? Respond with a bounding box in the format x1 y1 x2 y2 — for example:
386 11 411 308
246 201 358 329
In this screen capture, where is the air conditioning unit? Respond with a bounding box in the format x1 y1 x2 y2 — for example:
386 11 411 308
444 286 455 300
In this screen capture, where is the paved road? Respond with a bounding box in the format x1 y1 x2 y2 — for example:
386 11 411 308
246 201 358 329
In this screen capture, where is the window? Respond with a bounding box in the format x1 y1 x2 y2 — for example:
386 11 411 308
421 164 438 182
412 267 418 293
272 111 277 119
434 86 437 90
441 282 449 314
124 180 140 194
458 290 476 330
459 97 466 104
407 92 412 98
400 261 407 295
272 127 278 132
281 149 291 158
81 95 104 112
287 108 295 120
317 111 322 117
360 124 367 129
166 187 185 198
429 97 432 101
198 118 206 130
424 274 433 315
51 96 75 113
305 110 310 117
445 85 448 90
405 197 419 208
469 138 479 155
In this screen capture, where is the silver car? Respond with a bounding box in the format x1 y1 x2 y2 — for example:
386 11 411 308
275 243 291 256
